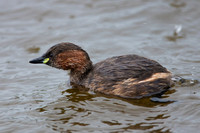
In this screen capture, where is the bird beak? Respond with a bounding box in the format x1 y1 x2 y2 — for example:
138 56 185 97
29 56 49 64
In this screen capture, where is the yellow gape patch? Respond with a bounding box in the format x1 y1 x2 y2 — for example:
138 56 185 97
43 58 49 64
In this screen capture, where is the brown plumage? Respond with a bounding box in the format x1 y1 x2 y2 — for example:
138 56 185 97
29 42 173 99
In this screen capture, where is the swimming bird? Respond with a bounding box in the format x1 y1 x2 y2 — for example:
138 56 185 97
29 42 173 99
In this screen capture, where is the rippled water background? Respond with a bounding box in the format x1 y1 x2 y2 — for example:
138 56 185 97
1 0 200 132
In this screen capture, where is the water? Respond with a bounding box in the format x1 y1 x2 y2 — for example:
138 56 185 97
0 0 200 132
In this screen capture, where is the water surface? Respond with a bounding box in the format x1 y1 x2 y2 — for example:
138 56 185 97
0 0 200 132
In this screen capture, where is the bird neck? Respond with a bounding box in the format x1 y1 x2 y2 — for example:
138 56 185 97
69 60 93 84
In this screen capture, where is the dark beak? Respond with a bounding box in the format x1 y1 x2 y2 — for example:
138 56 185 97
29 56 45 64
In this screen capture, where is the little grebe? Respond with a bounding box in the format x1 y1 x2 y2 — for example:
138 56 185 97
29 42 173 99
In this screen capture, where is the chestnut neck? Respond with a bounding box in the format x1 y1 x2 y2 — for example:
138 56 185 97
54 47 93 84
70 60 93 84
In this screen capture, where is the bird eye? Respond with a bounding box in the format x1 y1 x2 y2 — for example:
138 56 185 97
49 53 53 58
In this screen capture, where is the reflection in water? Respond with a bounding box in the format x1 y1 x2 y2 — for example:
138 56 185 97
170 0 186 8
26 46 40 53
61 87 94 102
36 86 175 132
63 84 175 107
